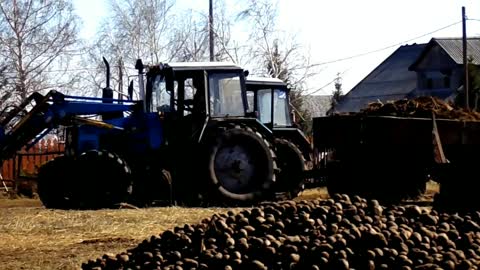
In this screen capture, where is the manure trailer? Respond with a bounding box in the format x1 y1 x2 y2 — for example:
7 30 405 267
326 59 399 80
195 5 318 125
0 58 293 209
312 112 480 207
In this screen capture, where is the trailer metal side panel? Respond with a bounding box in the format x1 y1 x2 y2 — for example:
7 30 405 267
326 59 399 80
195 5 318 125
313 115 480 166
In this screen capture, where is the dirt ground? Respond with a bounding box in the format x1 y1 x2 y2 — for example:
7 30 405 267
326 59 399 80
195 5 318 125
0 185 435 270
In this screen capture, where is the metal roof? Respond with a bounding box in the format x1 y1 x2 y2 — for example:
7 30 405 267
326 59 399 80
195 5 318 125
246 76 286 86
165 62 242 71
437 38 480 65
410 37 480 69
334 43 426 113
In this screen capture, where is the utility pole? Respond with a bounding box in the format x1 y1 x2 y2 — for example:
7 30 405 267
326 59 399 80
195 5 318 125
463 6 469 109
209 0 214 61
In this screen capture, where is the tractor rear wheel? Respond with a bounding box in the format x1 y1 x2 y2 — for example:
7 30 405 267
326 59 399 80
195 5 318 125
205 124 277 204
75 150 132 209
274 138 306 199
37 155 77 209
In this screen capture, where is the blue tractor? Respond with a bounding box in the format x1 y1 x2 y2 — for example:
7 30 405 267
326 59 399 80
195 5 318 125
0 59 280 209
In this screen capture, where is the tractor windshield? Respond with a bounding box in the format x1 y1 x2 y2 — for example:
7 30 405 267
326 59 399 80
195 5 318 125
257 88 292 127
209 73 245 117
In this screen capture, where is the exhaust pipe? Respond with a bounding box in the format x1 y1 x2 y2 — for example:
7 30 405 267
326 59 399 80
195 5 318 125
102 57 113 101
135 59 146 112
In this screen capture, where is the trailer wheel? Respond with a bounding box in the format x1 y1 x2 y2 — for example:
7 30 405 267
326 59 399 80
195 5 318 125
75 150 132 209
205 124 277 204
37 155 77 209
274 138 306 199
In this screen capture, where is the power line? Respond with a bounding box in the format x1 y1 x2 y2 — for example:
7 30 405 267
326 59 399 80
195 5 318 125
306 69 348 96
290 69 348 100
0 19 473 77
308 20 463 68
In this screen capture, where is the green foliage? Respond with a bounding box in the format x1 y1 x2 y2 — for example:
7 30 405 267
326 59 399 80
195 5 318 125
454 57 480 110
329 73 343 114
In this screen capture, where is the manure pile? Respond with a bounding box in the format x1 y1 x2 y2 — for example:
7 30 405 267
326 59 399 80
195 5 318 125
83 194 480 270
359 96 480 121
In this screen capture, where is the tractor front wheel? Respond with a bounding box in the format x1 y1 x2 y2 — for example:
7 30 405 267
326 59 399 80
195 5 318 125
75 150 133 209
205 125 277 204
37 155 77 209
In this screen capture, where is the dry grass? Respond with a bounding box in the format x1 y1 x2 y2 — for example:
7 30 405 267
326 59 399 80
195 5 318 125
0 186 433 269
0 205 242 270
295 187 329 201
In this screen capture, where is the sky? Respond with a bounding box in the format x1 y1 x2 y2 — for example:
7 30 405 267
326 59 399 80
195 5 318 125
73 0 480 96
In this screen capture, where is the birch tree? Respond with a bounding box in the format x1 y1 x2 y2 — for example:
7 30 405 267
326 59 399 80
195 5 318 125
0 0 79 106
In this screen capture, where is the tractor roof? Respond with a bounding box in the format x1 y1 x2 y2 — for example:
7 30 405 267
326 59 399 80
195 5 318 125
165 62 242 71
246 76 286 87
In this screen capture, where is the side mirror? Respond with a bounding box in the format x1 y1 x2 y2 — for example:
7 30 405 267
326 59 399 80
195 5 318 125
244 70 250 77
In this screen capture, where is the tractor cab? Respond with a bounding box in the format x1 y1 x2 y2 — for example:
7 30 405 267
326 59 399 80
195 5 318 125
144 62 247 117
246 77 314 197
142 61 250 143
246 76 312 155
245 77 293 129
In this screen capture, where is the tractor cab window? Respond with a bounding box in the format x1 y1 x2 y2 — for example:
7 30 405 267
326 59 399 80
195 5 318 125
273 89 292 126
246 91 254 113
151 75 171 113
257 89 272 124
257 88 292 127
209 73 245 117
183 76 207 116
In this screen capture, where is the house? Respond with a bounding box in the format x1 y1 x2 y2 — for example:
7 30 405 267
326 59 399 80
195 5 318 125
408 37 480 102
333 43 426 113
333 37 480 113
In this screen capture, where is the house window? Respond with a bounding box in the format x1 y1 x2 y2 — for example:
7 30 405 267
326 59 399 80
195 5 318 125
427 78 433 89
444 76 451 88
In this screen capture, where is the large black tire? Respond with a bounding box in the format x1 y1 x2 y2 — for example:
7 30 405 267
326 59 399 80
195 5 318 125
204 124 277 204
75 150 133 209
37 155 77 209
134 167 173 207
274 138 306 199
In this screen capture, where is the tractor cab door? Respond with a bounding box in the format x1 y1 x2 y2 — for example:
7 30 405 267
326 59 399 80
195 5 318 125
149 71 210 144
257 87 293 128
207 71 247 118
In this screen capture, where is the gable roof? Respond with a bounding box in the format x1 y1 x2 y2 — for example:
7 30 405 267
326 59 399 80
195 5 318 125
409 37 480 70
334 43 426 113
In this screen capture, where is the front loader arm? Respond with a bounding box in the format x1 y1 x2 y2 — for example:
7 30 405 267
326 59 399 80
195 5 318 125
0 90 137 162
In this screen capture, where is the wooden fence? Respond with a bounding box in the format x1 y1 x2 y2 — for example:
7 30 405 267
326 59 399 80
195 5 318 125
1 138 65 189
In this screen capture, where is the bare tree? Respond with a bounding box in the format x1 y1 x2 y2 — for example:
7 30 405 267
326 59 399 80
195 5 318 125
80 0 177 99
0 64 6 90
170 10 209 62
237 0 318 132
99 0 176 66
0 0 79 105
169 1 241 63
82 0 241 99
